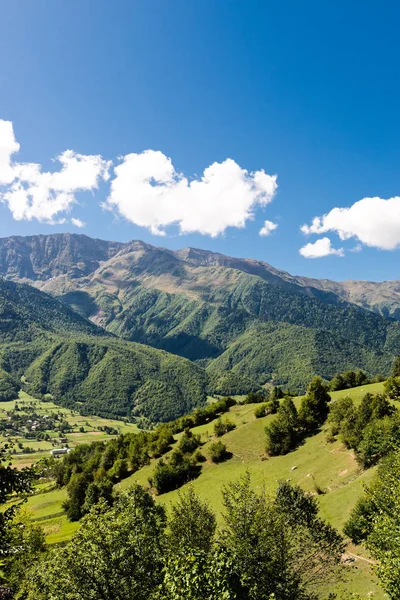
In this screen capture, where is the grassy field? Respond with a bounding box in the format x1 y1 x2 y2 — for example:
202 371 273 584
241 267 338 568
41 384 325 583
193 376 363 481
0 391 139 469
117 381 387 598
1 391 138 543
9 382 388 596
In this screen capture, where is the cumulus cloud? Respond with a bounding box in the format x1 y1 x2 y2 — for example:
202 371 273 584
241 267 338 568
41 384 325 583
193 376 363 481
259 220 278 236
0 120 110 223
104 151 278 236
299 237 344 259
71 217 86 228
301 197 400 251
0 120 279 237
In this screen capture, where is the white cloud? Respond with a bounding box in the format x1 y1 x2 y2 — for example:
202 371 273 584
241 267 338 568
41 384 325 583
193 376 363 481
104 151 278 236
259 220 278 236
301 196 400 251
0 120 20 185
299 237 344 259
0 120 110 223
71 217 86 228
0 120 279 236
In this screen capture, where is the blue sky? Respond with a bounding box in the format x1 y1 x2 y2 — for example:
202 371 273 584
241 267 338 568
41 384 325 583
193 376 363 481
1 1 400 281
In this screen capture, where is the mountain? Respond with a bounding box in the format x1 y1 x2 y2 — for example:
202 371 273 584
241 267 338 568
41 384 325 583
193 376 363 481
1 233 399 393
0 233 124 281
0 278 207 421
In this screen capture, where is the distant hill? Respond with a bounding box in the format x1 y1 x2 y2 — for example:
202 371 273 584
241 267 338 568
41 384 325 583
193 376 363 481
0 278 207 421
1 233 400 392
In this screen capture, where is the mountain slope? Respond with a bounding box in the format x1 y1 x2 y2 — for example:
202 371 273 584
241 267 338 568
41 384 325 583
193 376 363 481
0 233 123 281
1 233 400 392
0 278 207 420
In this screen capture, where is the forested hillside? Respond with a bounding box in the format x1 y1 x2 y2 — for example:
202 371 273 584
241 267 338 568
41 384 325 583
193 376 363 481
2 234 400 393
0 278 207 421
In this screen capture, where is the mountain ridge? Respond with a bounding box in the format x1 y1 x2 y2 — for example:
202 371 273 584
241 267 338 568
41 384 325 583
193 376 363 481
2 232 400 319
1 233 400 394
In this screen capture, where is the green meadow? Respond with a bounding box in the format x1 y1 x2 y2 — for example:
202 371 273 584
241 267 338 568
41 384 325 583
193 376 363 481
0 391 139 469
9 382 389 596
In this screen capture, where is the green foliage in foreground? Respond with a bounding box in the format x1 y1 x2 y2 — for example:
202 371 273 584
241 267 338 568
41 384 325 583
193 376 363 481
345 451 400 599
15 476 344 600
0 442 34 557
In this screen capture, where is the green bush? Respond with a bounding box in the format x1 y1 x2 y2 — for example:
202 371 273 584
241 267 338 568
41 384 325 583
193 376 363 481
151 451 200 494
254 403 267 418
213 419 236 437
209 441 230 463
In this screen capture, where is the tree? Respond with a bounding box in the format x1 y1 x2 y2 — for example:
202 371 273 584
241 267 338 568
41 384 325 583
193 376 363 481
329 373 345 391
345 451 400 598
392 356 400 378
274 481 344 595
18 485 166 600
355 370 368 387
384 376 400 399
168 486 216 553
298 377 330 431
356 413 400 468
271 386 284 401
265 398 298 456
151 451 200 494
220 472 295 600
3 509 46 590
161 549 236 600
244 391 266 404
219 473 344 600
63 471 91 521
328 396 355 437
177 430 200 454
0 442 33 557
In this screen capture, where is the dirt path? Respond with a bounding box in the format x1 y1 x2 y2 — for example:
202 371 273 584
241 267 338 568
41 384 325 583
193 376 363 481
346 551 375 565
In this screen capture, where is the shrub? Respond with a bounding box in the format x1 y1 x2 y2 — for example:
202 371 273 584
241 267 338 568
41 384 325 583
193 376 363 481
193 449 206 463
209 441 230 463
213 419 235 437
151 451 200 494
254 404 267 419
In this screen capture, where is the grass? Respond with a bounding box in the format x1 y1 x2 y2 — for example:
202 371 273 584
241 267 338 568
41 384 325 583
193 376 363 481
13 382 388 596
118 382 387 598
0 391 139 468
1 391 140 544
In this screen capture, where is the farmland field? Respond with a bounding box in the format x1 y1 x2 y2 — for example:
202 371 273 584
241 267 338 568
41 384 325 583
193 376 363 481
0 391 139 469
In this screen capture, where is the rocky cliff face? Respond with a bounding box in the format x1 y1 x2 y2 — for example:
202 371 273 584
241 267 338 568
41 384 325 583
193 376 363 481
0 233 124 281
